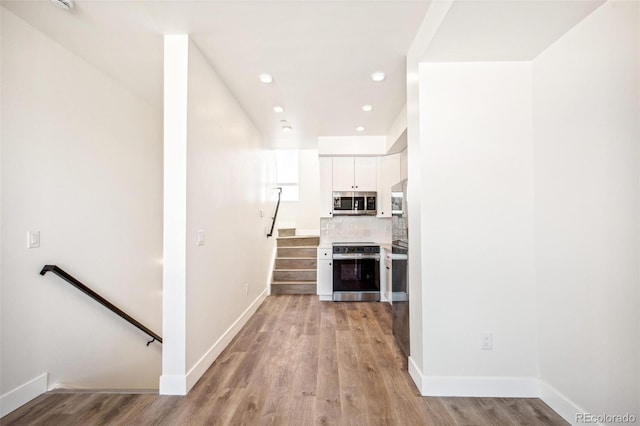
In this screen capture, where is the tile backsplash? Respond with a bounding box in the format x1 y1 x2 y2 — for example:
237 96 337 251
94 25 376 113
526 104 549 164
392 215 408 241
320 216 392 245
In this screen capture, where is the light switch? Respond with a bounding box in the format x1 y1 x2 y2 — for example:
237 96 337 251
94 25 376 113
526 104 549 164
27 231 40 249
196 230 205 246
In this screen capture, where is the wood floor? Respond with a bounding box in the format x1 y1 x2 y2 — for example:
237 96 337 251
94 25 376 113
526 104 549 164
2 295 568 426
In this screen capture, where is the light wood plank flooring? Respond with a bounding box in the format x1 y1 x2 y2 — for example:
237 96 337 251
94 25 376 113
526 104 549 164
2 295 568 425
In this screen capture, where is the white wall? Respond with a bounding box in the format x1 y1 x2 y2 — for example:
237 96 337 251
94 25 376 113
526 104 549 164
417 62 538 394
278 149 320 234
160 39 275 393
533 1 639 421
185 38 275 372
317 136 387 156
1 6 163 403
387 105 407 153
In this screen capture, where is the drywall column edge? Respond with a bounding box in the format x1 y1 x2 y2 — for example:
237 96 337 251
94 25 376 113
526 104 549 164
160 34 189 395
405 0 454 392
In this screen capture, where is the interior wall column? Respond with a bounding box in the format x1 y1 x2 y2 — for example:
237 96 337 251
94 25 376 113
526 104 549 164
159 34 189 395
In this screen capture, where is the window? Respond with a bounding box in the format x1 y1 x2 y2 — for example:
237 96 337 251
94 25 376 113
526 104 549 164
275 150 299 201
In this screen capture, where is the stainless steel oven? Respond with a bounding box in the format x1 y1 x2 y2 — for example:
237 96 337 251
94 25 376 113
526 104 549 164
332 243 380 301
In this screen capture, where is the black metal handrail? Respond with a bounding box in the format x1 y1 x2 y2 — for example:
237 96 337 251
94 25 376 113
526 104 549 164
266 187 283 238
40 265 162 346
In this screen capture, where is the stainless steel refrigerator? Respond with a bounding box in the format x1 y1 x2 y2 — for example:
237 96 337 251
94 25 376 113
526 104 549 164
391 179 409 358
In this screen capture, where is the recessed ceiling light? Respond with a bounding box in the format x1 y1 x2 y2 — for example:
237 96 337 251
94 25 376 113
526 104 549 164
282 125 293 132
259 74 273 84
273 105 285 113
362 104 373 112
371 72 385 82
356 126 365 132
50 0 73 10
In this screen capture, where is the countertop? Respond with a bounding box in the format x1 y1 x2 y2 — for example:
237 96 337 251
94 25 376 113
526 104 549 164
317 242 393 252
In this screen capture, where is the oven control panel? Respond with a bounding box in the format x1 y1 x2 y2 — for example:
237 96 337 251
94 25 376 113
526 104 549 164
332 244 380 254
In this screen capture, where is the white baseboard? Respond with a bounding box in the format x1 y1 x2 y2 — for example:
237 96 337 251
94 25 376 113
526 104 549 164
318 295 333 301
421 376 539 397
406 359 593 425
184 289 268 392
0 373 48 417
158 374 187 396
408 360 538 397
539 380 589 426
408 356 424 392
267 243 278 296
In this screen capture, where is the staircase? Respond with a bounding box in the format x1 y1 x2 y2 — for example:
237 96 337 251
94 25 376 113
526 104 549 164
271 228 319 295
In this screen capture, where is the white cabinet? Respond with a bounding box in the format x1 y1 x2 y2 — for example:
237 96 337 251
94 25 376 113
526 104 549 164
354 157 377 191
332 157 355 191
317 248 333 301
319 157 333 218
376 154 401 218
332 157 377 192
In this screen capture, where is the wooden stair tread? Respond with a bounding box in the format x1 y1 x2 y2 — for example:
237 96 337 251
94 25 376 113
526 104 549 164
273 268 317 272
272 229 318 295
275 257 316 260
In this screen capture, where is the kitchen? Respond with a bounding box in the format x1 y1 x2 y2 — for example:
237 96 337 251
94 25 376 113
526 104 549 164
274 134 410 357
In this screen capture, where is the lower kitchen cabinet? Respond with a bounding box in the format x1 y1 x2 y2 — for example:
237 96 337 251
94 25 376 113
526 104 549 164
317 248 333 301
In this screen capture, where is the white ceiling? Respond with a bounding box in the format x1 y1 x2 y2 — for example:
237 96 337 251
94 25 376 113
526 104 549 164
1 0 431 148
423 0 605 62
1 0 605 149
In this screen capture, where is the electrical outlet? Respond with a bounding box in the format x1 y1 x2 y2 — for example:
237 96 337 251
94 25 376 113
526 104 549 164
481 333 493 350
245 283 249 295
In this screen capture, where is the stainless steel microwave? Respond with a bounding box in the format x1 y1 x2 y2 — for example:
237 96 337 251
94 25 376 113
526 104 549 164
332 192 377 216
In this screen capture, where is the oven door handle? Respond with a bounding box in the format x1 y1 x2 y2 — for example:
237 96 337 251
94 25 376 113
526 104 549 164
389 254 408 261
332 254 380 260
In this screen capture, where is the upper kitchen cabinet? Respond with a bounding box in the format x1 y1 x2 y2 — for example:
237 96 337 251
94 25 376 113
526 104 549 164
319 157 333 218
376 154 401 218
332 157 377 192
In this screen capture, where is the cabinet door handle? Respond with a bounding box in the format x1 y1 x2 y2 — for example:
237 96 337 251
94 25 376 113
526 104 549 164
386 267 390 270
